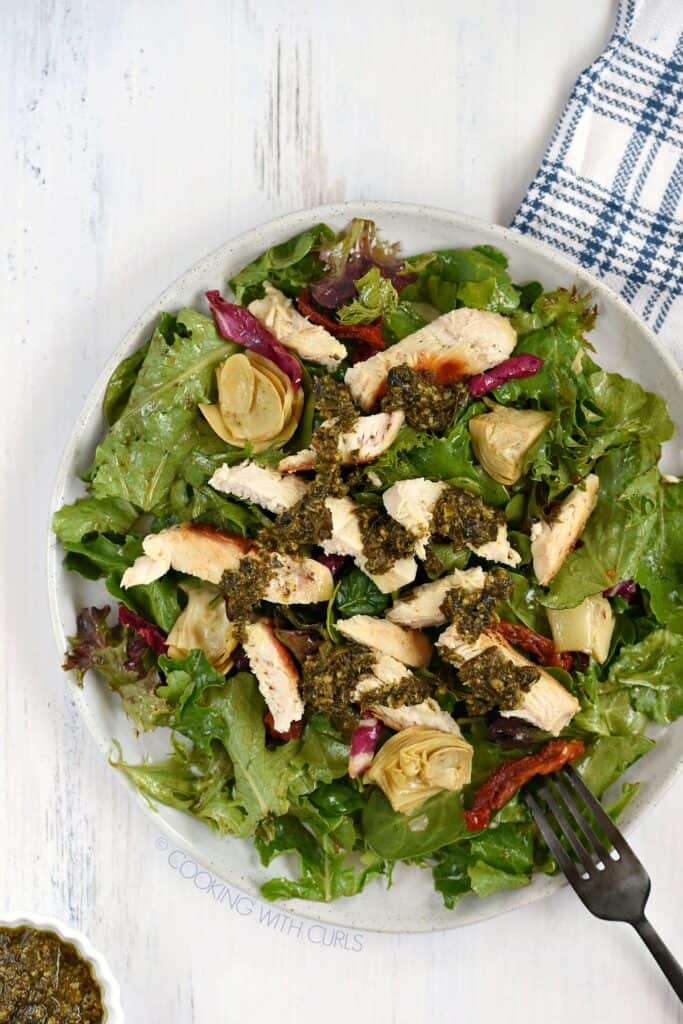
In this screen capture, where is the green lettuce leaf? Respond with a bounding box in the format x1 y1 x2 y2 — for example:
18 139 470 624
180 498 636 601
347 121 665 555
400 245 517 315
578 735 654 797
337 266 398 325
61 533 180 632
103 341 150 426
370 406 508 505
88 310 235 512
229 223 335 306
256 815 383 902
52 496 139 544
635 480 683 632
467 861 530 898
545 443 663 609
607 630 683 724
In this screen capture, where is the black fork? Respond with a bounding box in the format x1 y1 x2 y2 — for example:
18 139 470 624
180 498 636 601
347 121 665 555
523 763 683 1001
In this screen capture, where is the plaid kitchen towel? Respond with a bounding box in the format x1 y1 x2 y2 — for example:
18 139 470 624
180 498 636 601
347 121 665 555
513 0 683 364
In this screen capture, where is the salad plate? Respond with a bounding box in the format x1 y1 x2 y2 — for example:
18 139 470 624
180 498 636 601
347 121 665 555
48 201 683 933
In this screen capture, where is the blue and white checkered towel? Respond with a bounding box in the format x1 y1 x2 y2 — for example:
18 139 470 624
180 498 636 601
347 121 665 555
513 0 683 364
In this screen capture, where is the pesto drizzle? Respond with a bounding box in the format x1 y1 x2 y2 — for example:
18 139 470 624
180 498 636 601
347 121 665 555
431 486 503 549
440 569 512 641
458 647 539 716
381 363 468 432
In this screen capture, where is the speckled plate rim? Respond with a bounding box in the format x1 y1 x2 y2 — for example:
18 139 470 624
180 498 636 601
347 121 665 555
47 200 683 935
0 911 124 1021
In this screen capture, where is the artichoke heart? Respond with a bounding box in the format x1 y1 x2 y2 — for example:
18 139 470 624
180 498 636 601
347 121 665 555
469 404 552 486
167 584 238 673
199 350 302 453
366 726 473 814
547 594 614 664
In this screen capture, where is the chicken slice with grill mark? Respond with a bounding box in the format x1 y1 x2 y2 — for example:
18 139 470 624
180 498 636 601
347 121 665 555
243 621 304 733
345 307 517 411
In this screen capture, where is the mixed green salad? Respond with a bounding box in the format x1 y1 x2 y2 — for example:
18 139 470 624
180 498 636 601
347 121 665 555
54 219 683 907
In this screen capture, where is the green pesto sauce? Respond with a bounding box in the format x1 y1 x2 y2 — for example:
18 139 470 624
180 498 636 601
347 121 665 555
353 505 416 575
440 569 512 641
0 927 104 1024
458 647 539 716
220 555 275 630
381 363 468 432
431 486 503 549
311 378 360 476
358 674 432 710
301 643 376 716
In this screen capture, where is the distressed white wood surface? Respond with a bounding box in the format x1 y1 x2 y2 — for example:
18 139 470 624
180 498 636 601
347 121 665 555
2 1 682 1021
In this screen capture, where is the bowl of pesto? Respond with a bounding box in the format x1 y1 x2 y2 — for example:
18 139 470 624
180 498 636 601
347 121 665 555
48 201 683 933
0 912 123 1022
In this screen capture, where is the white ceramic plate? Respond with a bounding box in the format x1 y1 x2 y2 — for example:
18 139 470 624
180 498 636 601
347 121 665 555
48 201 683 934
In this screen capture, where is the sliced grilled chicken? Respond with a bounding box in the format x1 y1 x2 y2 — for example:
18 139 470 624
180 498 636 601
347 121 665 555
373 698 462 736
336 614 431 667
351 657 461 735
243 621 304 733
278 411 404 473
248 282 347 369
121 523 333 603
351 652 417 702
345 307 517 410
321 496 417 593
263 554 334 604
382 477 520 566
210 459 308 514
436 626 579 735
382 478 446 559
386 567 488 628
531 474 599 586
121 524 251 588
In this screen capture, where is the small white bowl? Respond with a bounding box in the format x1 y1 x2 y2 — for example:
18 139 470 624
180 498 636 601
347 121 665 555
0 912 123 1022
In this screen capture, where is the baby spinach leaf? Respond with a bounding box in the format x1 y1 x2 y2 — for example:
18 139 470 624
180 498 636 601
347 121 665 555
362 789 468 860
334 568 391 618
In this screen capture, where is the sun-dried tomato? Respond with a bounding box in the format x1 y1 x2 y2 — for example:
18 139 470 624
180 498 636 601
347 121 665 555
464 738 585 831
297 289 385 350
264 711 304 742
494 620 573 671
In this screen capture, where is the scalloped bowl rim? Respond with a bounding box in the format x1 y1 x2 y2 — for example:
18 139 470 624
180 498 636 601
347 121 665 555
0 911 123 1021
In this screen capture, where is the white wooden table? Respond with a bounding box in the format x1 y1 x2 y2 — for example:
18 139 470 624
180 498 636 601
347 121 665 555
3 2 682 1021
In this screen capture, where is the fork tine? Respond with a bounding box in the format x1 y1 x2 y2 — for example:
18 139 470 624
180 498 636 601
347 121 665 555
523 790 583 885
561 764 634 854
537 781 595 873
551 774 613 864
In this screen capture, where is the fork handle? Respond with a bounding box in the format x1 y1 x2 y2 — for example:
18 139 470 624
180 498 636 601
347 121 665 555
633 917 683 1001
